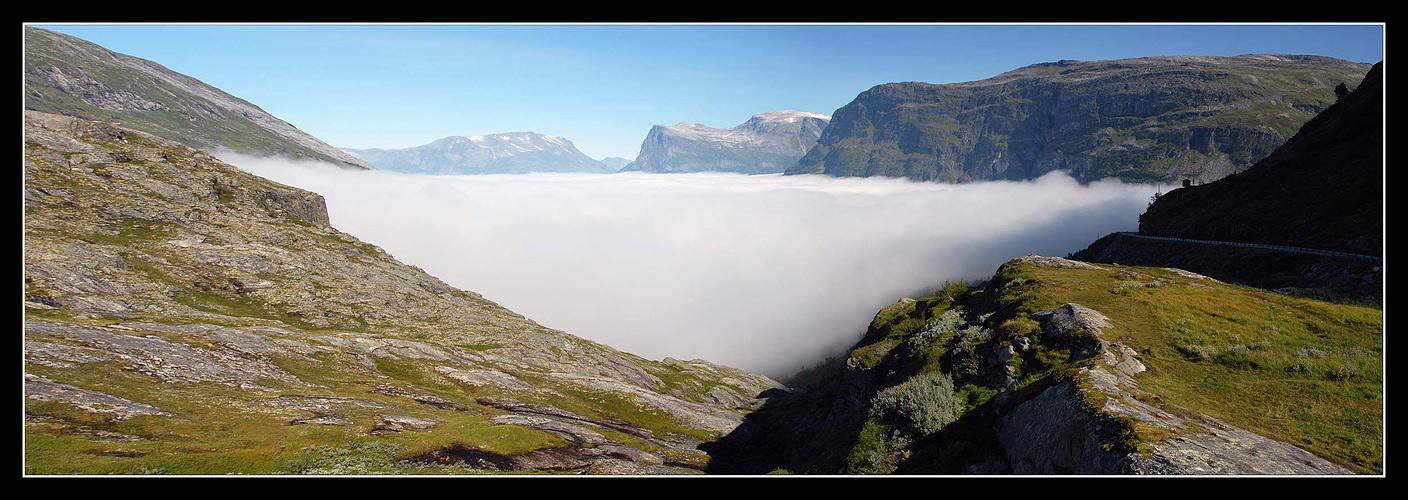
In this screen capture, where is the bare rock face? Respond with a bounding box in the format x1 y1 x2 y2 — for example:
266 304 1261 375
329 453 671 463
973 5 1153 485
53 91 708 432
621 110 831 174
25 374 170 421
996 303 1351 475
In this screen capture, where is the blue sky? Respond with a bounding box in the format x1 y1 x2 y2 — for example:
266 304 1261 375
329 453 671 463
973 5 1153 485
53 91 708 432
31 24 1384 160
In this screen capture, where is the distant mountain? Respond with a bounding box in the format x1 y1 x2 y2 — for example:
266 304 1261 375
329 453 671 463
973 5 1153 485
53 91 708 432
344 133 615 174
621 111 831 174
785 55 1371 184
23 26 373 170
600 156 633 171
1138 62 1382 255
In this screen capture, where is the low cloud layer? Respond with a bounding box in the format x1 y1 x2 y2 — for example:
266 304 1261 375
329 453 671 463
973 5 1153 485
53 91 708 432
223 152 1168 378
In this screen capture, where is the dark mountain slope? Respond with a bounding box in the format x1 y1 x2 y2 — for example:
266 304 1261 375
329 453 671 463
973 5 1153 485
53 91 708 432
1139 62 1383 255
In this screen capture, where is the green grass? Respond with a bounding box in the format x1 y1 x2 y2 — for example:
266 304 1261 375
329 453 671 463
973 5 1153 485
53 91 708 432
997 261 1383 473
23 337 565 475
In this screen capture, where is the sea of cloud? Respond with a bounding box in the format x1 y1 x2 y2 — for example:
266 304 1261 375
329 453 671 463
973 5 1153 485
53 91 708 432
223 152 1170 379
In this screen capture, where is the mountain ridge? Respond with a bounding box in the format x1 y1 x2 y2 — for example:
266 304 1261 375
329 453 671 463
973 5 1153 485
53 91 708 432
343 132 615 174
785 54 1371 184
23 26 374 170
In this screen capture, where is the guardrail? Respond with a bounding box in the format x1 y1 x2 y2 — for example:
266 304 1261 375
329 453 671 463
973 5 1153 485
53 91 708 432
1115 232 1382 263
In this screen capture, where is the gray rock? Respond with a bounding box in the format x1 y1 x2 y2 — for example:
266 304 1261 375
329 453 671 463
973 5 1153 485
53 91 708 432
998 302 1352 475
25 373 169 421
373 415 438 433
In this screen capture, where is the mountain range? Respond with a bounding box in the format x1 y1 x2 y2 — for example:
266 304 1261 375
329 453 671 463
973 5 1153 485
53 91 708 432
343 132 617 174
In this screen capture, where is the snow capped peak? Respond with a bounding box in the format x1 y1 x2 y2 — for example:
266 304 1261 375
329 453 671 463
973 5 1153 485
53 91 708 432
752 110 832 123
448 132 584 158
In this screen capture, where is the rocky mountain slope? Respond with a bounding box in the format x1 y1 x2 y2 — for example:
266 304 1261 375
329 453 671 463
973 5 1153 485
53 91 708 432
621 111 831 174
707 256 1381 474
1138 63 1382 255
785 55 1370 184
23 111 782 474
343 133 615 174
23 27 373 171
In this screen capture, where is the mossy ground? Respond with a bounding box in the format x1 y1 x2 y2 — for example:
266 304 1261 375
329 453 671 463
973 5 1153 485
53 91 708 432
992 261 1383 473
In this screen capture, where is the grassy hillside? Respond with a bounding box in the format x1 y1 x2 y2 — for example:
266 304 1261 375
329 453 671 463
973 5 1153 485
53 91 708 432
23 111 779 475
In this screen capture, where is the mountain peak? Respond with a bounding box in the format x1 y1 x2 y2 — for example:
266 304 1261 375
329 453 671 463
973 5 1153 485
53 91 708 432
345 131 612 174
621 110 831 175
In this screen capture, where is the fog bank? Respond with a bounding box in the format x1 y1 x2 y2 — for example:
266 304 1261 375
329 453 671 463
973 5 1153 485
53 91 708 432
224 152 1169 378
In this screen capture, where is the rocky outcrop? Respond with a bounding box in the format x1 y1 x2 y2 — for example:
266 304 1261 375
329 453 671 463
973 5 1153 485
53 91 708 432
996 303 1350 475
622 111 830 174
785 55 1370 184
24 27 373 169
25 374 170 421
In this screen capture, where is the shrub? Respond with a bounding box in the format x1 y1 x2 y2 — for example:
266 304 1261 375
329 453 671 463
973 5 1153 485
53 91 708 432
870 372 962 437
908 308 965 352
845 419 906 474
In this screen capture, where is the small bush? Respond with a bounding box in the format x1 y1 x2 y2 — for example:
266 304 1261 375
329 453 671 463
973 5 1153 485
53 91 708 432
870 372 962 437
1111 281 1145 295
845 419 907 474
283 441 404 475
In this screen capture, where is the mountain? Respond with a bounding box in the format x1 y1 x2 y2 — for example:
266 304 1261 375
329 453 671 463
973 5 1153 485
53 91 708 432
784 55 1371 184
600 157 633 171
621 111 831 174
706 256 1380 474
23 27 373 170
23 111 782 474
1137 62 1382 255
343 133 615 174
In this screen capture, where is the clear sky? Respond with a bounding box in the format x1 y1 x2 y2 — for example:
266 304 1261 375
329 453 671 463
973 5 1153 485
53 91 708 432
30 23 1384 161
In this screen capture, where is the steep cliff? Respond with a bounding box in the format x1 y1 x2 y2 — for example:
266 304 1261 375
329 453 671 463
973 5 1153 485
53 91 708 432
785 55 1370 184
622 111 830 174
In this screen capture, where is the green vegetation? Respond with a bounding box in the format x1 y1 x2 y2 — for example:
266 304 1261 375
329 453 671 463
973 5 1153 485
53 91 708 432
788 56 1369 184
870 373 961 437
995 261 1383 473
776 259 1380 475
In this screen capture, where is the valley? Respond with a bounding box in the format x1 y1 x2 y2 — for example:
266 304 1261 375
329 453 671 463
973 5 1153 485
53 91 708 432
22 25 1383 476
